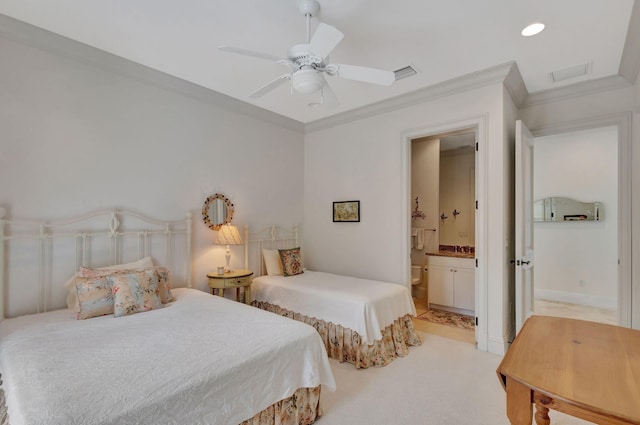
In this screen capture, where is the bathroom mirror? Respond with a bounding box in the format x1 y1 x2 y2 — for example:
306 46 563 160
202 193 235 230
533 197 603 222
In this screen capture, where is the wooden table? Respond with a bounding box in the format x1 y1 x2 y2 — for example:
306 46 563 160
207 269 253 304
496 316 640 425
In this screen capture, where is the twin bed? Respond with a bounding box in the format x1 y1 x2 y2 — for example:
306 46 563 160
0 209 334 425
244 225 421 369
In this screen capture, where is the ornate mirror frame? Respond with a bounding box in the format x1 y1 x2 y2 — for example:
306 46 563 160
202 193 235 231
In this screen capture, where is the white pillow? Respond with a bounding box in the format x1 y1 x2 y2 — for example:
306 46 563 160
64 257 154 310
262 249 283 276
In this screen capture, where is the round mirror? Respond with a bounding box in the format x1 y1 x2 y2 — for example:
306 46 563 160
202 193 234 231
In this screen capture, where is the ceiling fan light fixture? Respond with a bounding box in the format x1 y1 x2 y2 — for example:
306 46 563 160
292 68 325 94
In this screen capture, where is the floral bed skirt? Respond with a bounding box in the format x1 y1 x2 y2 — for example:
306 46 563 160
252 301 422 369
241 386 322 425
0 375 320 425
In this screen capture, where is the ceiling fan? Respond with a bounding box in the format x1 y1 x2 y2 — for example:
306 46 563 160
219 0 396 107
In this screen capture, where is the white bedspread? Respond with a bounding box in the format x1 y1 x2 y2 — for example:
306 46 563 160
0 288 335 425
252 271 416 345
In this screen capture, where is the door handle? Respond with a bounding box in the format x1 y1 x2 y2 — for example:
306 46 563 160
521 260 531 265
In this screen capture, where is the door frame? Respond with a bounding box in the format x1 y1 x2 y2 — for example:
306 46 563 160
401 114 489 351
528 112 632 327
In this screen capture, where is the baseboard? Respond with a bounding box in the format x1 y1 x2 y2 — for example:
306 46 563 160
487 336 507 355
535 288 616 310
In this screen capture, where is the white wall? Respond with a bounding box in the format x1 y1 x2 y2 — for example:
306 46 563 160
439 148 475 247
410 138 439 300
0 25 305 298
533 126 618 309
304 83 512 353
411 138 439 258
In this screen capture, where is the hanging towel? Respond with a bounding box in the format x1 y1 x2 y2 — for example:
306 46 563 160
416 228 425 250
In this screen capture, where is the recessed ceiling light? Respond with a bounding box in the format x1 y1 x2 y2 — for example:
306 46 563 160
521 22 545 37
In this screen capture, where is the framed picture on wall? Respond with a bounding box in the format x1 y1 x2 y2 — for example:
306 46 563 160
333 201 360 222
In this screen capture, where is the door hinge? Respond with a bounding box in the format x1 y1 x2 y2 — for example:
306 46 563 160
475 258 478 267
475 142 478 152
475 200 478 210
475 317 478 326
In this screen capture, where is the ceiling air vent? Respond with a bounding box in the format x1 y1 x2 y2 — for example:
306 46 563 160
394 66 418 81
551 63 591 83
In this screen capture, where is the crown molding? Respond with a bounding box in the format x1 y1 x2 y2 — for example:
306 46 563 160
305 62 517 133
619 0 640 85
521 75 631 109
503 62 528 108
0 14 305 134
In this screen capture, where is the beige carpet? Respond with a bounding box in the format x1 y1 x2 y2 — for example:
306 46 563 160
319 331 591 425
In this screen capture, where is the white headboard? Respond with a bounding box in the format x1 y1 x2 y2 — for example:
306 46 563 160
243 224 299 276
0 207 192 319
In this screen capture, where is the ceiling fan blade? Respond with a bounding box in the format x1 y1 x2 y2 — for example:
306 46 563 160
309 23 344 59
334 64 396 86
249 74 291 98
219 46 286 62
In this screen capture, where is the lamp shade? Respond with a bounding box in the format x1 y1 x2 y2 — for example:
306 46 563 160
216 224 242 245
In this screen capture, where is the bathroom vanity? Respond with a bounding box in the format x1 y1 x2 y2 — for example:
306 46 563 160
426 253 475 315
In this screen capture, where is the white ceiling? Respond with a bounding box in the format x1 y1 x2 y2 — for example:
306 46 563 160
0 1 634 124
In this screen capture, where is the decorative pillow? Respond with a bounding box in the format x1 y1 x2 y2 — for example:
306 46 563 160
78 257 155 278
278 247 304 277
76 277 114 320
148 267 175 303
64 257 154 310
108 271 162 318
263 249 283 276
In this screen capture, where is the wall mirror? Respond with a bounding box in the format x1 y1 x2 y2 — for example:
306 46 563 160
202 193 235 230
533 197 603 222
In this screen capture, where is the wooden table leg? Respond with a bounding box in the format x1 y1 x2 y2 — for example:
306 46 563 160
533 394 551 425
506 376 533 425
245 286 251 305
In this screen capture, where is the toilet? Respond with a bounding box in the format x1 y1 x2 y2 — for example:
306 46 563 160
411 265 422 286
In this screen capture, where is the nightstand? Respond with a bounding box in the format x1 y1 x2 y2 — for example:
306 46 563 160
207 269 254 304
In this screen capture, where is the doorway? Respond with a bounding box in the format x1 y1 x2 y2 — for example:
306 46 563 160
533 126 619 325
402 115 488 350
515 114 632 332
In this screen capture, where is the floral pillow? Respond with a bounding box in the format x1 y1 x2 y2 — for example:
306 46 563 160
82 265 174 303
108 271 162 318
278 247 304 277
64 257 154 311
76 277 114 320
148 267 175 304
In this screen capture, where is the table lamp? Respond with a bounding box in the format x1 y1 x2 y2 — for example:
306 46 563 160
216 224 242 272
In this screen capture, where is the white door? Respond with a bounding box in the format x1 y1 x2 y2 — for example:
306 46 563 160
515 120 535 334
